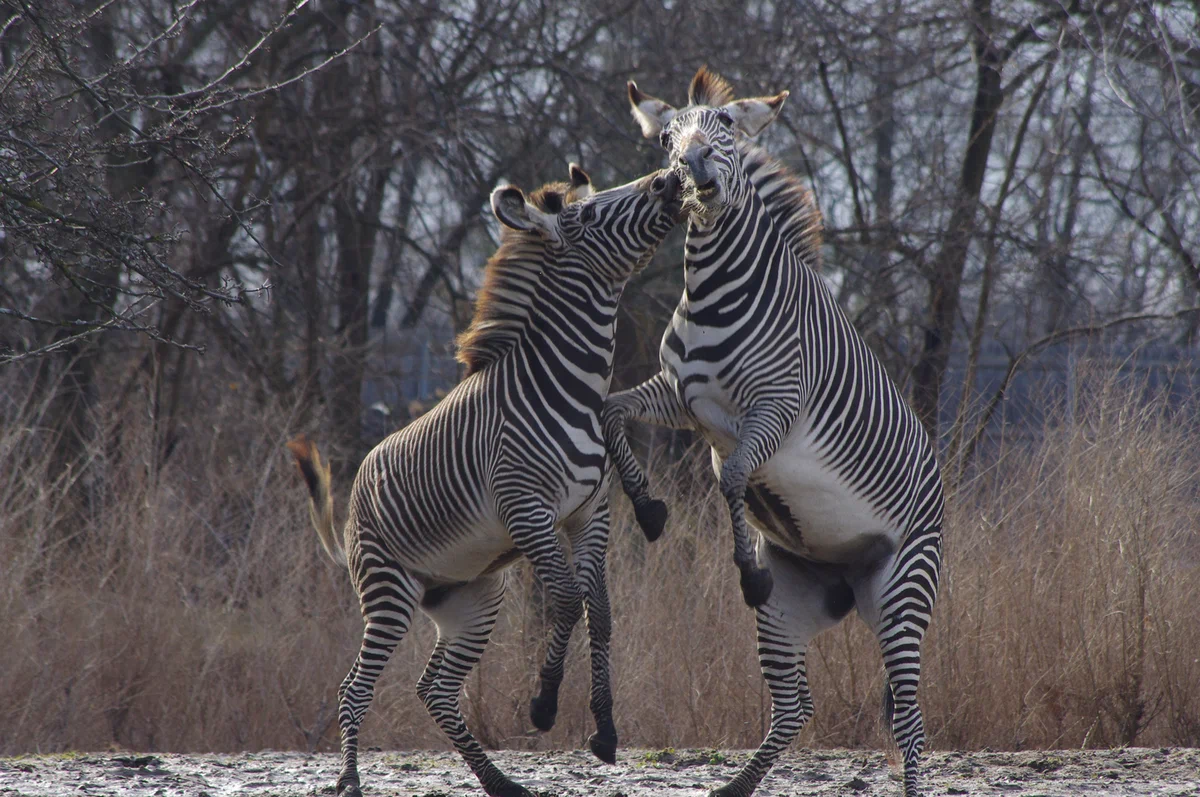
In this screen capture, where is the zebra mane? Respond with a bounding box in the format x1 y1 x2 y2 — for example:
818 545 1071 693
739 139 824 271
455 180 584 375
688 65 735 106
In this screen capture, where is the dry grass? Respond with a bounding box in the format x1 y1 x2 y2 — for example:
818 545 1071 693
1 366 1197 755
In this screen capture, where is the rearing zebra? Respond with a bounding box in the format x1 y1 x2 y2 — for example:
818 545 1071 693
603 68 944 797
289 165 681 797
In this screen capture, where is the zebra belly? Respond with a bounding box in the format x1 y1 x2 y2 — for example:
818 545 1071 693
405 517 518 584
713 430 898 565
397 473 603 585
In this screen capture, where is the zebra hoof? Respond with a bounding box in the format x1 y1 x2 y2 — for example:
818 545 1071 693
487 778 535 797
588 730 617 764
529 692 558 732
635 499 668 542
336 781 362 797
709 786 743 797
739 566 774 608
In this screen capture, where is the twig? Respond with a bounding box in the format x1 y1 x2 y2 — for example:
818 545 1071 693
0 299 205 366
955 306 1200 468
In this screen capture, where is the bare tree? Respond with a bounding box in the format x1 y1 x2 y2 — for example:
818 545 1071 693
6 0 1199 497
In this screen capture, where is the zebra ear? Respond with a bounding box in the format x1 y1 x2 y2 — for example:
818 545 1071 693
722 90 789 138
568 163 594 199
491 186 561 244
628 80 677 140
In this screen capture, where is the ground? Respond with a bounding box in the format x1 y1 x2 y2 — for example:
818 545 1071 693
1 748 1197 796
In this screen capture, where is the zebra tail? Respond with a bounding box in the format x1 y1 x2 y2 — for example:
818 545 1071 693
285 435 347 568
882 681 895 731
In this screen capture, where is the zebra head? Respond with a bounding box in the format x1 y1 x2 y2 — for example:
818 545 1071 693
490 163 682 283
628 66 788 221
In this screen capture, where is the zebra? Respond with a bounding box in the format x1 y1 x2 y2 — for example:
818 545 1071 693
602 67 944 797
288 164 682 797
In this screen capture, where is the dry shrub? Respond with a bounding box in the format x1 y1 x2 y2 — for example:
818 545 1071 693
1 365 1197 754
925 368 1200 750
0 374 358 754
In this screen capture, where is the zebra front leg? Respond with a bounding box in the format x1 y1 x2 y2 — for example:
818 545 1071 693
719 404 797 607
567 500 619 763
336 557 420 797
602 372 692 542
420 573 531 797
497 499 585 738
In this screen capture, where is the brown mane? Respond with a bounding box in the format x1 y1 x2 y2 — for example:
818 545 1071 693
688 65 735 107
455 180 590 375
740 140 824 271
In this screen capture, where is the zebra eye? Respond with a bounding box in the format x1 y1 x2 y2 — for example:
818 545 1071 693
580 204 596 223
716 110 734 127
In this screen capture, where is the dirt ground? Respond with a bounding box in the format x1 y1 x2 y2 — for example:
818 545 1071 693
1 747 1197 796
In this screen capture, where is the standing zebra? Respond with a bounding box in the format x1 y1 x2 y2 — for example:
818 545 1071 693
289 165 681 797
603 68 944 797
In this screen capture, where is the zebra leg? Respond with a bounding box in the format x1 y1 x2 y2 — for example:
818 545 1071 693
415 638 448 705
713 541 848 797
566 500 618 763
853 529 943 797
336 551 421 797
601 372 692 542
496 499 586 737
718 404 798 607
420 573 531 797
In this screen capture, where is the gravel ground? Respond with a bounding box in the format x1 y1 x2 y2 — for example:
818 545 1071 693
1 747 1197 796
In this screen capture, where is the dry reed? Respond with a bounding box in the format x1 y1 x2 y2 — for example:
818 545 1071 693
1 365 1197 755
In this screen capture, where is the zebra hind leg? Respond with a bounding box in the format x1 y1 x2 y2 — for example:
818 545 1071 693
527 592 563 733
712 542 849 797
526 563 586 737
415 637 448 705
336 554 420 797
420 572 531 797
496 499 585 742
569 502 618 763
856 529 942 797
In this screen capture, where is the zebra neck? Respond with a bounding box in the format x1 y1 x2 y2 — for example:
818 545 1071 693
736 139 824 272
682 187 794 295
512 264 622 388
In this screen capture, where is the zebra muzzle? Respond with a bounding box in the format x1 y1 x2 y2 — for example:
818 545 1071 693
651 170 681 204
681 144 716 195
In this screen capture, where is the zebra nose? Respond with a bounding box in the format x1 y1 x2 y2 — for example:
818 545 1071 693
680 143 715 189
651 171 680 203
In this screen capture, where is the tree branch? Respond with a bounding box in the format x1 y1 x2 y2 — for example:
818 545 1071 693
956 306 1200 470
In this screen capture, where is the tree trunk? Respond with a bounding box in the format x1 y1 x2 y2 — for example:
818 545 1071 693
910 0 1006 439
329 160 391 471
1041 59 1094 335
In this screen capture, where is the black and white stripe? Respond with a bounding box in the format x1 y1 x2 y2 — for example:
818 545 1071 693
290 167 680 797
606 68 944 797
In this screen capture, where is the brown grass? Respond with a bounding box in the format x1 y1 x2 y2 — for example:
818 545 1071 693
1 366 1197 755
